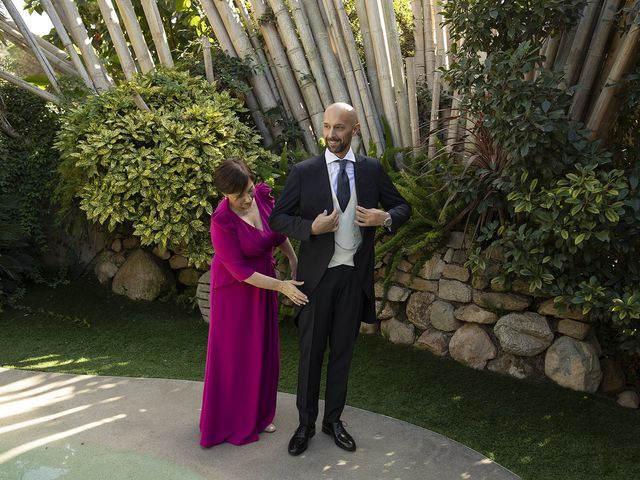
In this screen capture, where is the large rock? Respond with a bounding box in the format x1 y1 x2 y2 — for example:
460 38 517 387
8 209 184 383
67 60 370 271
449 324 497 370
112 249 175 301
442 264 470 282
381 318 415 345
111 238 122 252
538 299 585 321
94 260 119 284
487 353 539 380
544 336 602 393
494 312 554 356
557 319 590 340
387 285 411 302
393 271 438 292
454 304 498 324
419 255 445 280
430 300 461 332
438 279 472 303
375 300 397 320
169 254 189 270
473 290 532 311
617 391 639 409
415 327 451 356
406 292 436 330
178 268 201 286
599 357 626 395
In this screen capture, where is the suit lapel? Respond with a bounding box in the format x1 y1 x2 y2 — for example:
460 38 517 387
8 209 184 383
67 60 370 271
313 154 333 212
355 155 366 236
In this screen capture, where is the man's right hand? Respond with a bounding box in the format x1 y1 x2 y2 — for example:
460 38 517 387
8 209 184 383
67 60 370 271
311 208 339 235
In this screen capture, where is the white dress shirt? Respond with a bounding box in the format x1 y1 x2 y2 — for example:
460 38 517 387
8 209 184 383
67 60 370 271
325 148 356 198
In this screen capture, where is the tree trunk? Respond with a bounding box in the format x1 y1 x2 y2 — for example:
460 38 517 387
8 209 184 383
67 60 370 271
411 0 426 79
428 71 441 159
564 0 603 86
406 57 420 148
356 0 384 115
422 0 436 89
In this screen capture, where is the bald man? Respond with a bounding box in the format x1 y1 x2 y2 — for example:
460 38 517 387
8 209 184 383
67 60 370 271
269 103 411 456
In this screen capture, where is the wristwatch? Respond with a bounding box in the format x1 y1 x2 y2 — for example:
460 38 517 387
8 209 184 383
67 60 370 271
383 212 392 228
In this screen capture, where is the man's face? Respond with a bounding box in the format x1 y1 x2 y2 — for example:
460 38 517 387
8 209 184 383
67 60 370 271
323 107 359 158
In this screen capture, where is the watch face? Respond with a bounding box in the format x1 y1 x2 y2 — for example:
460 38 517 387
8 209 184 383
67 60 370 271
384 216 392 227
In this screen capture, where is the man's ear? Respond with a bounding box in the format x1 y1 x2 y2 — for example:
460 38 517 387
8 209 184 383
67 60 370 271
353 122 361 136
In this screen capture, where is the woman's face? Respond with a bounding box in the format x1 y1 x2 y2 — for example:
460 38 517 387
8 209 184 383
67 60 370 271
226 181 255 212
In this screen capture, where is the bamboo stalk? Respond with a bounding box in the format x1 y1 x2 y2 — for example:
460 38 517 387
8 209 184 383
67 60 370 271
288 0 334 108
200 0 237 55
201 36 215 83
406 57 420 148
0 69 61 104
411 0 426 79
586 20 640 136
96 0 149 111
564 0 603 86
355 0 384 117
366 0 401 147
332 0 384 152
543 35 561 70
428 71 441 159
303 0 350 103
57 0 113 90
553 27 577 71
422 0 436 88
246 0 316 151
200 1 277 142
320 0 370 151
115 0 156 73
0 21 77 77
234 0 282 109
446 91 461 154
267 0 324 137
140 0 174 67
569 0 623 121
39 0 95 91
1 0 61 94
432 0 445 69
96 0 139 79
381 0 412 148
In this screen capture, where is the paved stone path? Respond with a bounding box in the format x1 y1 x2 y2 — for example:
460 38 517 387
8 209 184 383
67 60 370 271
0 368 520 479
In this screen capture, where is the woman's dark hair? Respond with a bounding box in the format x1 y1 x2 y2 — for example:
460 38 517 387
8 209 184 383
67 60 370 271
213 157 255 195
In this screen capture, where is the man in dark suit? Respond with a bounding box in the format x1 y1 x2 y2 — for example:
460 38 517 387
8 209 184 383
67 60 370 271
269 103 411 456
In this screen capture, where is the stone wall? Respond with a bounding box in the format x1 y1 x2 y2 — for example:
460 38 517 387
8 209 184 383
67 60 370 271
92 236 205 302
366 232 638 408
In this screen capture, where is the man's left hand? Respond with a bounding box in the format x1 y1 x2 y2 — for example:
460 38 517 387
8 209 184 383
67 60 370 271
355 206 387 227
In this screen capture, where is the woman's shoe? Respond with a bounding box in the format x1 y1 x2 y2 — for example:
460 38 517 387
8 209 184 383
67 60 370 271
263 423 277 433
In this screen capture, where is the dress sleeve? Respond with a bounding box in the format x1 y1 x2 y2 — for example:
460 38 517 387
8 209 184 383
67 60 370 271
255 182 275 210
210 211 255 282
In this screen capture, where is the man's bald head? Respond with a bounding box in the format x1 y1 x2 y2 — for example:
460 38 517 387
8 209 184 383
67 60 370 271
323 103 360 158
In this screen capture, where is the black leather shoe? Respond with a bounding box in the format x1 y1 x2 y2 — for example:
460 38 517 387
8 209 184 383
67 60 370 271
322 420 356 452
288 425 315 456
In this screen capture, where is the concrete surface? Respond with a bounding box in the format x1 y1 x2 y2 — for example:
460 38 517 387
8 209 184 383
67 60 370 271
0 368 520 480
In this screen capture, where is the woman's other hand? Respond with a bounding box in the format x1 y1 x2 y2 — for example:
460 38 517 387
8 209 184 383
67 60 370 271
279 280 308 306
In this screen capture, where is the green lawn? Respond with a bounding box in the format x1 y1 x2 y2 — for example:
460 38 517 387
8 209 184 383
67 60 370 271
1 279 638 480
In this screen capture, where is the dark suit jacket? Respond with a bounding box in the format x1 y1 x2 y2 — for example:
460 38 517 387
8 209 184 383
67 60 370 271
268 153 411 324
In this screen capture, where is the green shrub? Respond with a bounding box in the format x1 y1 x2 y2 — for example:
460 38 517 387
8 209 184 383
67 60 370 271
441 0 640 357
0 83 60 253
56 68 279 268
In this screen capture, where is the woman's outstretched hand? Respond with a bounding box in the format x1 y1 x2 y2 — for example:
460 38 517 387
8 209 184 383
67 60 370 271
279 280 308 306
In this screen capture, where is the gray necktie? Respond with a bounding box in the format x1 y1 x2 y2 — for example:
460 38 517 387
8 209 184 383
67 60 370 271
336 159 350 212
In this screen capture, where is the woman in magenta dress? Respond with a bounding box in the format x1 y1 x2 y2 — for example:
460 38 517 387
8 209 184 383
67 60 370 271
200 157 307 447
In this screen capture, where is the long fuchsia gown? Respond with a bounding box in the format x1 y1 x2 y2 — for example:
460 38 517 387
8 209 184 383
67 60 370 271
200 183 286 447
